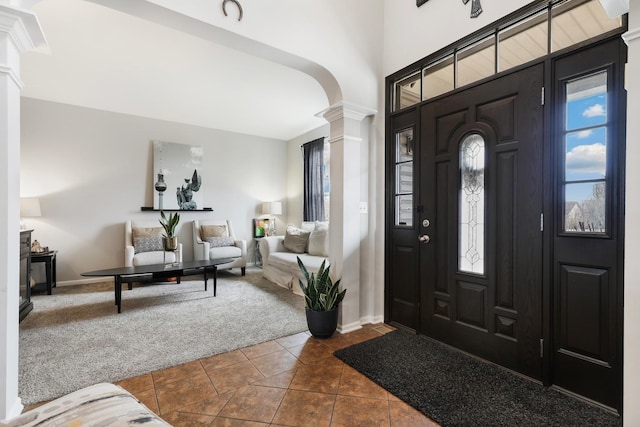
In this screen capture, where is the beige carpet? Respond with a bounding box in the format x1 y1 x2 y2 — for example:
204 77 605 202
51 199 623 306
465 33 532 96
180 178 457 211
19 269 307 405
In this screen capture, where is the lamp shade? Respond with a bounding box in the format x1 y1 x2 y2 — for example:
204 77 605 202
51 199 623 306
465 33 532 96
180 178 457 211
20 198 41 217
262 201 282 215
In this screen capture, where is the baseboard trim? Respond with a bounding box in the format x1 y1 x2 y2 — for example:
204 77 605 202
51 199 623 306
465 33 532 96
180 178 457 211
359 315 384 326
2 397 23 423
337 320 362 334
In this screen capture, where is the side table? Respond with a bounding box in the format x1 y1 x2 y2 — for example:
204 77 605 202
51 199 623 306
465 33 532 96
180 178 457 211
31 250 57 295
254 238 262 267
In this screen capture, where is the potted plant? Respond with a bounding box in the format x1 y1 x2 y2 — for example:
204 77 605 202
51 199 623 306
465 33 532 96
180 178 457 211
159 210 180 251
297 256 346 338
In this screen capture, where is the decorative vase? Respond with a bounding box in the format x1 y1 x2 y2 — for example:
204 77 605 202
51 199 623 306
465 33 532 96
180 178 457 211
305 307 339 338
163 236 178 251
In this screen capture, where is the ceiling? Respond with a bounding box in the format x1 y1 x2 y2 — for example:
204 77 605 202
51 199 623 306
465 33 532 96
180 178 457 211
20 0 330 141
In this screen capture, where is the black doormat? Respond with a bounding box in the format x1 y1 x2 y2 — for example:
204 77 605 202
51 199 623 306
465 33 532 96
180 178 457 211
334 329 621 427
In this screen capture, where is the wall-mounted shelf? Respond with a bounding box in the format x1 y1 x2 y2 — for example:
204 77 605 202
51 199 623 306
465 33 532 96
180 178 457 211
140 207 213 212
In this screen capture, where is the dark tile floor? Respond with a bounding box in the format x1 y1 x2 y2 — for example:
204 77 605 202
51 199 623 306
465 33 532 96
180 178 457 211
115 323 439 426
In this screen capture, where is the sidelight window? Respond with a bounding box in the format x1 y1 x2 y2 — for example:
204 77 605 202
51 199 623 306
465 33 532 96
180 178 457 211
562 71 608 233
395 128 414 227
459 133 485 274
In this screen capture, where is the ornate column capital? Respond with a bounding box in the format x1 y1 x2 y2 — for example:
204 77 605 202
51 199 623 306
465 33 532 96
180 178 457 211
0 5 46 53
318 101 376 124
623 27 640 46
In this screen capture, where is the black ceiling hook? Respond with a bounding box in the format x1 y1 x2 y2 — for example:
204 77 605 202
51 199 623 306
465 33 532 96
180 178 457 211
222 0 243 21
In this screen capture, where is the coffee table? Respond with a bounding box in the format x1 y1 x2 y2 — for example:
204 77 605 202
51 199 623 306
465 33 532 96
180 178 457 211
81 258 236 313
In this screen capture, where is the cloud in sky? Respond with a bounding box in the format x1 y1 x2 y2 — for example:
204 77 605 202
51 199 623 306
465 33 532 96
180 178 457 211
582 103 606 118
566 143 606 176
577 129 592 138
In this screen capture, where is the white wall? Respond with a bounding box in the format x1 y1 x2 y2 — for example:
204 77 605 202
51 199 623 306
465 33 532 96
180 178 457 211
136 0 383 109
20 98 289 280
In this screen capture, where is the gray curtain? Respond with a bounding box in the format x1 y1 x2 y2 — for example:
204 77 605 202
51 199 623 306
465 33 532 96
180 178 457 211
303 137 325 222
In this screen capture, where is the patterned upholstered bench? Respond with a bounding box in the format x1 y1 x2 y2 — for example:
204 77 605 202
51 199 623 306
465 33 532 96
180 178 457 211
7 383 170 426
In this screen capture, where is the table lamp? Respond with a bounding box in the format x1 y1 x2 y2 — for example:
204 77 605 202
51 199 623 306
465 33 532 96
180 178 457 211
261 201 282 236
20 197 41 230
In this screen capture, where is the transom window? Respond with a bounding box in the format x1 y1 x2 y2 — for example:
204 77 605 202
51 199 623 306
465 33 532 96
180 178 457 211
392 0 622 111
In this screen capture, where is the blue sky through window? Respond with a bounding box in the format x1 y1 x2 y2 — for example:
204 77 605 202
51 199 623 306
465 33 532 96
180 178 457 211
565 88 607 203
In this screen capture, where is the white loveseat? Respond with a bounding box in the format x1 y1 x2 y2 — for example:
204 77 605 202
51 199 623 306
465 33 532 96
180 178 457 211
259 222 329 295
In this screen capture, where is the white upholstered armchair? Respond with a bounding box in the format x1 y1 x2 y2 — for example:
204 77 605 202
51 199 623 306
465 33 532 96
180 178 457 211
192 219 247 275
125 220 183 267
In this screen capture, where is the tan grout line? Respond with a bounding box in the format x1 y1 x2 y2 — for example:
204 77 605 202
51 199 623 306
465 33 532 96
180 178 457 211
213 389 239 424
268 387 287 425
149 370 162 416
199 359 223 397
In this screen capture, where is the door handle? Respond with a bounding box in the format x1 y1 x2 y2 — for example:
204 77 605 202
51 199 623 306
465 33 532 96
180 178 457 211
419 234 430 243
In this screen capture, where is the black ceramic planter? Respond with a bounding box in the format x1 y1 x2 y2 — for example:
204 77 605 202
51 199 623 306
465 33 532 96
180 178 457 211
305 307 339 338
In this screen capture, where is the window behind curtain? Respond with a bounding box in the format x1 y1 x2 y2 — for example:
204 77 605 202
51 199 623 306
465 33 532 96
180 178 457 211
303 137 326 222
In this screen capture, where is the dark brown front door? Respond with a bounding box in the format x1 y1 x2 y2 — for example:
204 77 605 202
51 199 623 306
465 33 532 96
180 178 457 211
419 64 544 379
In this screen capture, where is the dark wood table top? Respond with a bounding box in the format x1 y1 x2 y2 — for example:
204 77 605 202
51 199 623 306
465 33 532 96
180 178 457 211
81 258 236 277
31 250 57 258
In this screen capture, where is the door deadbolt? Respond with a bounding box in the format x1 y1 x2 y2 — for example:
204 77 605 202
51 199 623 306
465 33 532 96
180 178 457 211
419 234 430 243
422 219 430 228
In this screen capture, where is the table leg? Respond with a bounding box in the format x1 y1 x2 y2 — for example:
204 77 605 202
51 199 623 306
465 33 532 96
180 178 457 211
115 276 122 313
213 266 218 297
203 269 208 292
52 254 57 289
45 258 52 295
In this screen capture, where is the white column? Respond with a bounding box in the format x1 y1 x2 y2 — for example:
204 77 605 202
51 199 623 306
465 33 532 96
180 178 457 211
322 101 375 333
0 5 44 422
623 1 640 423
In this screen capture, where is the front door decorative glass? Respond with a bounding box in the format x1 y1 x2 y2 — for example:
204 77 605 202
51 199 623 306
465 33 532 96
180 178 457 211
459 133 485 274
